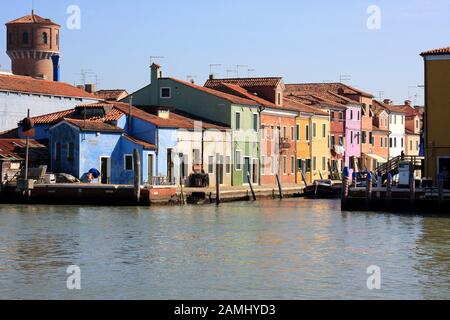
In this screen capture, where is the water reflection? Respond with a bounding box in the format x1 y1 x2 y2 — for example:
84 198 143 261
0 201 449 299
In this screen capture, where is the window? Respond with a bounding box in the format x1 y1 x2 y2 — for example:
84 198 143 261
362 131 367 144
55 142 61 161
22 32 29 44
350 131 353 144
410 140 413 151
338 112 343 120
277 93 281 105
56 32 59 47
208 156 214 174
261 126 266 139
270 126 274 140
306 125 310 141
42 32 48 44
380 137 383 147
235 112 241 130
235 150 242 170
283 126 287 139
67 142 74 160
416 141 419 151
401 116 404 124
193 149 201 165
356 132 360 144
124 155 133 171
312 123 317 138
350 110 353 120
401 138 404 148
331 135 335 146
322 157 326 171
296 124 300 141
369 132 374 145
416 120 419 130
331 112 335 120
283 156 287 174
298 159 303 172
313 157 317 171
394 138 397 148
291 127 294 140
322 124 326 138
390 138 393 148
253 114 258 132
160 87 171 98
339 136 344 146
225 156 231 174
394 115 397 124
357 111 360 120
305 159 311 171
291 156 295 174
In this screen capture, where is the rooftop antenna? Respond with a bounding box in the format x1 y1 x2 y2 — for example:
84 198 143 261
78 69 94 86
226 68 238 78
247 68 255 77
236 65 248 78
209 64 222 77
339 74 351 83
31 0 35 14
92 74 102 88
377 91 385 100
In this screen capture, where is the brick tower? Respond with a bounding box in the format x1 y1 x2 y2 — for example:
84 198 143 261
6 10 61 81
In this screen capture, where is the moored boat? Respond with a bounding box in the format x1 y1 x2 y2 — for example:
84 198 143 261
304 179 342 198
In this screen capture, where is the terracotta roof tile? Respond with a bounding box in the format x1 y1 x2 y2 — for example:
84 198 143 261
0 74 97 99
285 82 374 98
63 119 123 132
6 12 60 26
31 109 75 124
123 134 156 150
167 77 258 106
0 138 47 161
373 100 406 114
205 77 282 89
94 89 129 101
421 46 450 56
283 98 329 116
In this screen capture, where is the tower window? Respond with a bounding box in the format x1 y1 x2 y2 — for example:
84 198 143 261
22 32 29 44
42 32 48 45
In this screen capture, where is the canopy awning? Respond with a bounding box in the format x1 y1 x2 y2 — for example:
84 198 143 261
363 153 387 163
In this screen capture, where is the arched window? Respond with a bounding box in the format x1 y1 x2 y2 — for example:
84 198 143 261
42 32 48 44
22 32 29 44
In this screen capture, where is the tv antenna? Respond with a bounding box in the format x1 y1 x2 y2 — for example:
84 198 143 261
209 64 222 77
339 74 351 83
247 68 255 77
236 65 248 78
77 69 94 85
226 68 238 78
377 91 385 100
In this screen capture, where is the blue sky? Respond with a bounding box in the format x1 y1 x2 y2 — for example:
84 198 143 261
2 0 449 105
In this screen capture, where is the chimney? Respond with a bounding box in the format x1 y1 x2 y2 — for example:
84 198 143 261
157 108 170 119
209 74 214 80
383 99 393 105
84 83 96 93
404 100 412 106
151 63 161 84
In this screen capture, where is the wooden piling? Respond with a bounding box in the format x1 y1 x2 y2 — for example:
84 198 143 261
216 162 220 206
409 163 415 209
247 172 256 201
133 148 141 205
386 173 392 208
276 174 283 199
365 172 372 209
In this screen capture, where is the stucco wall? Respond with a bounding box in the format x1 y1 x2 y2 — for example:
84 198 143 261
344 105 361 167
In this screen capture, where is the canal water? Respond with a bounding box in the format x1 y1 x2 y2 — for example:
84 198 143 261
0 199 449 300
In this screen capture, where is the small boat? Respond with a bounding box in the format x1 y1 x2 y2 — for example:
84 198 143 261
304 179 342 198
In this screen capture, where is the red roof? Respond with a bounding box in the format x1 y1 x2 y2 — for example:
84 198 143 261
31 109 75 125
0 74 97 99
6 12 60 26
283 98 329 116
217 83 277 108
94 89 128 101
123 135 156 150
167 77 258 106
205 77 282 89
373 100 406 114
0 138 47 161
421 46 450 56
63 119 123 132
285 82 374 98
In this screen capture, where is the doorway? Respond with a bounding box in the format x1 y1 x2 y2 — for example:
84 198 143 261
437 157 450 189
217 155 224 185
243 157 251 184
100 157 110 184
148 154 154 185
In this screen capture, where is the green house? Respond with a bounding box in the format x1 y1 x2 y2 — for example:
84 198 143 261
123 64 261 186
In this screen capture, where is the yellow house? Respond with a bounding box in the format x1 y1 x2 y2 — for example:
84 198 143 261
284 98 330 184
421 46 450 186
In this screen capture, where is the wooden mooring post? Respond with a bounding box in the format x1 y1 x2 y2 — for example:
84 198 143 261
386 173 392 208
365 172 373 209
409 163 415 209
276 174 283 199
247 172 256 201
216 162 220 206
341 168 349 209
133 149 141 205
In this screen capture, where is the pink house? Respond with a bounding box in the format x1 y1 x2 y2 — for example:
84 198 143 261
345 104 362 170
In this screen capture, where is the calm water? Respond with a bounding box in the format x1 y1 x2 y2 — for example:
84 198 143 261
0 199 449 300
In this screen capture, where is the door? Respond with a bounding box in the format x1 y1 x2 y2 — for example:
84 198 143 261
148 154 154 185
167 149 174 184
438 157 450 188
100 157 110 184
243 157 251 184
